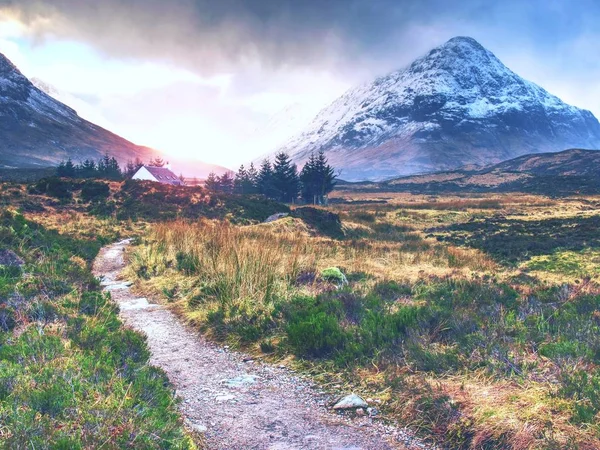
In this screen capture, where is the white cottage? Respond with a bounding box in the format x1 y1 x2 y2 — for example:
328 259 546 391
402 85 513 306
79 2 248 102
132 165 184 186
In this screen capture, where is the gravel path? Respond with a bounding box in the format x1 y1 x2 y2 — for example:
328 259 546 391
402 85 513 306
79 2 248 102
93 240 430 450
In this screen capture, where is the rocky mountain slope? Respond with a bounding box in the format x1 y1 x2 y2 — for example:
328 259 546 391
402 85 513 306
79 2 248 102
278 37 600 181
0 52 231 178
0 52 160 168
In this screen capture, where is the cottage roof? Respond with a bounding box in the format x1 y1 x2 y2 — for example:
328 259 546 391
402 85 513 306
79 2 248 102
143 166 182 185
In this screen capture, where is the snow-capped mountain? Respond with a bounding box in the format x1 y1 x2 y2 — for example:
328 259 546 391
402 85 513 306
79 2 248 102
0 52 158 168
278 36 600 181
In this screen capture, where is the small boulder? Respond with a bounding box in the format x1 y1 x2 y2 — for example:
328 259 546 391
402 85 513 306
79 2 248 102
264 213 289 223
333 393 368 410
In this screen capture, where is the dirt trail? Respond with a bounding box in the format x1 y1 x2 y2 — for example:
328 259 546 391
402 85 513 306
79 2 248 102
93 240 429 450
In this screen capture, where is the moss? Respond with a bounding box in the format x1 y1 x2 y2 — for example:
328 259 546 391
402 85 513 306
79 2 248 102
320 267 348 286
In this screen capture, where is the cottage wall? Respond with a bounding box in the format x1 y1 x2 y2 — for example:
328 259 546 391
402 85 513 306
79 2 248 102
132 167 157 182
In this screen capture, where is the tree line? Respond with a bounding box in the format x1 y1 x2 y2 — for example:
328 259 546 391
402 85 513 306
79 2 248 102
56 151 337 204
56 155 180 181
205 150 336 204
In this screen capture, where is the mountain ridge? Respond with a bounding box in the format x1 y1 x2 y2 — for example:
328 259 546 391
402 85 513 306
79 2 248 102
335 148 600 196
0 52 160 168
277 36 600 181
0 52 230 178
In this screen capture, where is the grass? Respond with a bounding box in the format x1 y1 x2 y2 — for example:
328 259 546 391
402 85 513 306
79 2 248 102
129 192 600 449
4 178 600 449
0 209 195 449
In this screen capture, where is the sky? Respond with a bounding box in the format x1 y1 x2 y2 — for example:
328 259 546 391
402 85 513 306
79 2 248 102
0 0 599 168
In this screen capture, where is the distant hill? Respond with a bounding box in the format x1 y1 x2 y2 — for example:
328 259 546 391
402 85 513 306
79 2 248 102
0 52 160 168
0 52 229 178
275 37 600 181
485 148 600 177
337 149 600 196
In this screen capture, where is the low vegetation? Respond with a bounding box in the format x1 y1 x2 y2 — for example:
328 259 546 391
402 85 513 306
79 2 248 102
0 209 194 448
129 192 600 449
3 175 600 449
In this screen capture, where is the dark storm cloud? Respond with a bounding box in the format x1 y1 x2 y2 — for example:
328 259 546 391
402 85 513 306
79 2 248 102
0 1 557 70
2 0 599 79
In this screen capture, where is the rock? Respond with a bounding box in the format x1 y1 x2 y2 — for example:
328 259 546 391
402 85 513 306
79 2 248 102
0 249 24 267
185 419 207 433
356 408 365 416
215 394 236 402
367 407 378 417
333 393 369 410
264 213 289 223
222 374 259 388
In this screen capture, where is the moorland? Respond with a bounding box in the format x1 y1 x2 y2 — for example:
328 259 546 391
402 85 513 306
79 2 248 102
1 176 600 449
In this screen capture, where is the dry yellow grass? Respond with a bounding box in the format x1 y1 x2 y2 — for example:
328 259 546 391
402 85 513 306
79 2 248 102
125 192 600 449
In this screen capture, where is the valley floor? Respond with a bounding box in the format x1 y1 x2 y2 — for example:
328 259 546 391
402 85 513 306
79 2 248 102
94 239 423 449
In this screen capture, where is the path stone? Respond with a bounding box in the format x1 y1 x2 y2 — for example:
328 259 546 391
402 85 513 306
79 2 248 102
333 394 369 410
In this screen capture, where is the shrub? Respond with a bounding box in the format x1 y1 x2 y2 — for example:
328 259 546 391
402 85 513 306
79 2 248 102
80 180 110 202
78 291 112 316
320 267 348 286
291 207 345 238
287 311 347 357
0 361 20 400
559 369 600 424
32 177 75 200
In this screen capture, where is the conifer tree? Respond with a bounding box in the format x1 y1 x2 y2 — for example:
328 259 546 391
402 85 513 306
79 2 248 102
247 162 259 193
299 150 336 204
257 159 274 198
314 150 336 203
234 165 251 194
125 160 137 178
106 156 122 179
80 159 97 178
149 157 165 167
300 152 318 203
218 171 235 194
57 158 76 177
272 152 299 203
205 172 219 191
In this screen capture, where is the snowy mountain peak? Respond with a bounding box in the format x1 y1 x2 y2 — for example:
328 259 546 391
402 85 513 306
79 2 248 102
277 37 600 181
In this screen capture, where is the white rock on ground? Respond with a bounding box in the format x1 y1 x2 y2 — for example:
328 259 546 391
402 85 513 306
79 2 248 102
333 393 369 410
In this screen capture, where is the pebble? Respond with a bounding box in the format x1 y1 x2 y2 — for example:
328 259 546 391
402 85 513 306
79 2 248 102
186 420 207 433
